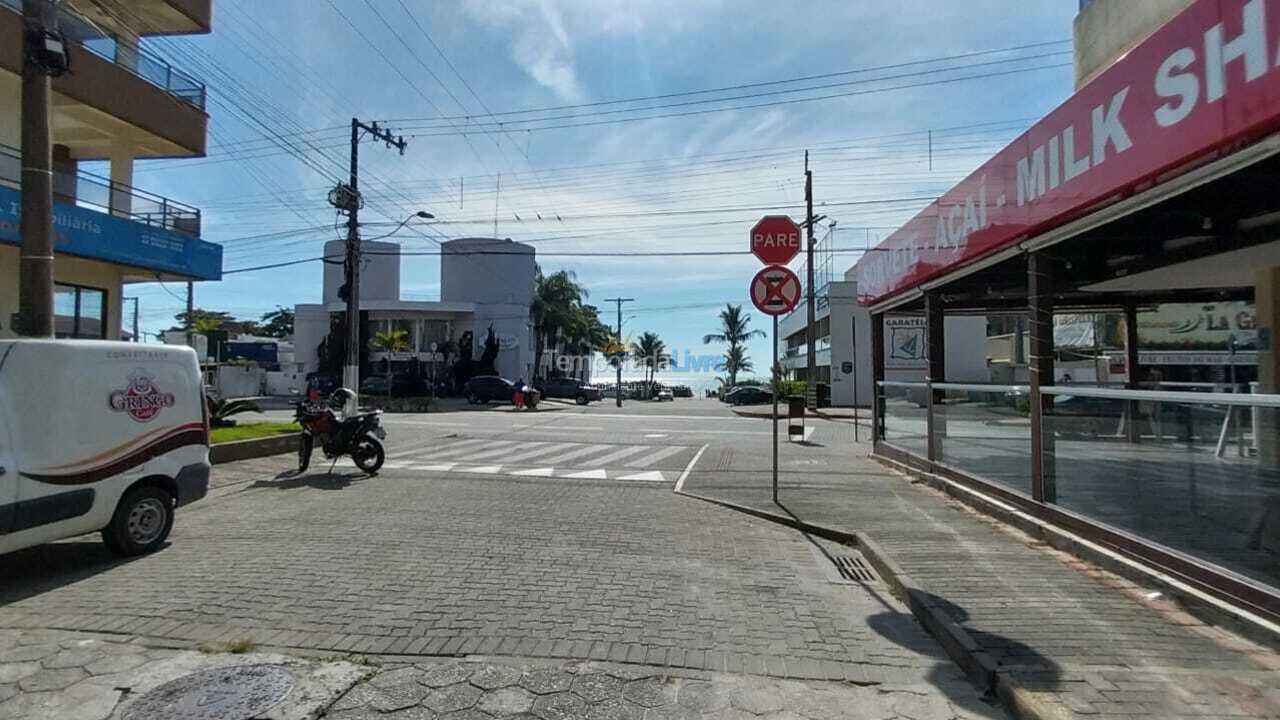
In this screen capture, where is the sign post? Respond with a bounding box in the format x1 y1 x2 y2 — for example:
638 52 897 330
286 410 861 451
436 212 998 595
749 217 802 504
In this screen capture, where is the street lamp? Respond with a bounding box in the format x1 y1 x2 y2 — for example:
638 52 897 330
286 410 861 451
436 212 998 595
363 211 435 241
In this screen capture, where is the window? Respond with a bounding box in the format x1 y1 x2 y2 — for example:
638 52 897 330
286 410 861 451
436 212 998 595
53 283 107 339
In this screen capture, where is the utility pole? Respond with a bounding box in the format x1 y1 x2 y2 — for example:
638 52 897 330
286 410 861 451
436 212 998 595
124 296 139 342
17 0 67 337
804 150 816 410
338 117 407 412
605 297 634 407
185 281 194 348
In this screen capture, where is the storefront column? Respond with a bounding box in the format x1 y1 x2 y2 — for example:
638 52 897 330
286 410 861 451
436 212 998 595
1029 253 1057 502
1258 266 1280 466
108 146 134 218
871 311 885 444
925 292 946 462
1124 302 1141 443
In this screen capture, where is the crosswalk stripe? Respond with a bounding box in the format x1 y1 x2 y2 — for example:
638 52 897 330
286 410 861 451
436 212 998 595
456 465 503 474
585 445 652 466
540 444 621 466
417 463 457 472
508 467 555 477
430 441 519 461
395 438 488 460
563 469 608 479
506 442 577 462
625 445 687 468
387 438 482 459
618 471 667 482
446 442 536 464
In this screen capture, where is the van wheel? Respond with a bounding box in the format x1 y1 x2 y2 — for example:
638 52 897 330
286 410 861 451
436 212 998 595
576 394 588 405
103 486 174 556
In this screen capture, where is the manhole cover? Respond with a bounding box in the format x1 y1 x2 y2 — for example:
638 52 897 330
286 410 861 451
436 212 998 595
122 664 295 720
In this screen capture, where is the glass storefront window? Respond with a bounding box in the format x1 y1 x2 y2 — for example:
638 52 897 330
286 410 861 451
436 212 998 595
53 283 107 339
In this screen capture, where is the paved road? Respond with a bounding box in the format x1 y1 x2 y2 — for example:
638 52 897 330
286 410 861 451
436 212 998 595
0 399 1002 718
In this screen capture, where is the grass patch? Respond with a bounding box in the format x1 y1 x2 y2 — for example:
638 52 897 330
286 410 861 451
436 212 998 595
210 421 300 445
198 638 258 654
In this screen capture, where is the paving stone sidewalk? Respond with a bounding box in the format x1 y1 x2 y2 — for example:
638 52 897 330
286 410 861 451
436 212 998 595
0 628 1003 719
682 427 1280 719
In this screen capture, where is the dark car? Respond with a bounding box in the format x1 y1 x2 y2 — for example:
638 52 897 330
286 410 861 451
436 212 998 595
464 375 516 404
538 377 602 405
726 386 774 406
360 373 426 397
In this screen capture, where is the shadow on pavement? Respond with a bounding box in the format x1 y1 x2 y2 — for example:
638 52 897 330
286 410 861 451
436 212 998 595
775 500 1054 714
0 540 143 605
249 469 373 490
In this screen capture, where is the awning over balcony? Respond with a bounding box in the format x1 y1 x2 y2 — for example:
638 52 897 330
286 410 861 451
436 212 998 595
0 185 221 280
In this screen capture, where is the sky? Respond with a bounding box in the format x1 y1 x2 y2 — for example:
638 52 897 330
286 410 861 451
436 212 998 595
123 0 1079 388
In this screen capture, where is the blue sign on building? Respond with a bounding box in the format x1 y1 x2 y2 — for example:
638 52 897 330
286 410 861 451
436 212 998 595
0 186 222 281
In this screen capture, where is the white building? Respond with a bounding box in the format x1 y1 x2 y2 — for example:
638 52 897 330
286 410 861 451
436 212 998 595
780 266 987 407
294 237 537 382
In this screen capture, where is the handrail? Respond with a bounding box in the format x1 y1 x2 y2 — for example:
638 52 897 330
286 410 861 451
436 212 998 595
0 0 207 110
931 382 1028 394
1041 385 1280 408
878 381 929 388
0 143 200 236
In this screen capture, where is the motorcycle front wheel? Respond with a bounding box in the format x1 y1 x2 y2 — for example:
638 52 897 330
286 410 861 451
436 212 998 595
352 435 385 474
298 433 314 472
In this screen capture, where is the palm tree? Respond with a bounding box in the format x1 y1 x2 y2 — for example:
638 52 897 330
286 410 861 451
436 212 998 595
369 330 411 397
703 304 764 387
530 268 588 378
716 345 755 388
631 332 668 398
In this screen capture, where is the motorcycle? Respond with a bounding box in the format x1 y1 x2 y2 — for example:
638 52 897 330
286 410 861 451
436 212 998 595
294 391 387 474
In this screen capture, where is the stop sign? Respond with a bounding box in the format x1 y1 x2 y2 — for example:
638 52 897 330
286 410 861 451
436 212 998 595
750 215 802 265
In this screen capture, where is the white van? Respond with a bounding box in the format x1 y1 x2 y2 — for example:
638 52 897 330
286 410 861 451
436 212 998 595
0 340 210 557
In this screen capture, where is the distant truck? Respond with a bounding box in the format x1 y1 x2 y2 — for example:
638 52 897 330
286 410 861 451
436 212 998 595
536 377 602 405
0 340 210 558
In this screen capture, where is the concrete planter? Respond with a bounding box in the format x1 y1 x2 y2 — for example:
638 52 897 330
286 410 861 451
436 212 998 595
210 433 301 464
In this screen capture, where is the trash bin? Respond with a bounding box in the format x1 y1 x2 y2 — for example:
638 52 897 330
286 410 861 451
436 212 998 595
788 396 805 442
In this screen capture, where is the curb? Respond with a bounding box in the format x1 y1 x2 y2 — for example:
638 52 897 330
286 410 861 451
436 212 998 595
671 486 1066 720
210 433 301 464
870 453 1280 653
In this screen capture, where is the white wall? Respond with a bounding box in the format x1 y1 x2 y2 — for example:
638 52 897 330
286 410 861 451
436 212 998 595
458 303 535 381
440 238 536 306
322 240 401 305
266 370 304 396
216 365 264 398
293 304 330 375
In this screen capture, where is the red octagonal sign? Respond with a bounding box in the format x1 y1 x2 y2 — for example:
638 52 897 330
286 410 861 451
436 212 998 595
750 215 802 265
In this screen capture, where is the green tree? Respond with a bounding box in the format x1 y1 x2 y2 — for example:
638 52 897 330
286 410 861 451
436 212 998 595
716 345 754 387
631 332 669 398
530 268 589 378
260 307 294 339
703 304 764 387
369 330 412 397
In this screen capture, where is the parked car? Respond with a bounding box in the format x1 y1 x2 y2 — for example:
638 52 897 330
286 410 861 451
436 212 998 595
726 386 774 406
0 339 210 558
537 377 602 405
360 373 426 397
464 375 516 404
655 386 674 401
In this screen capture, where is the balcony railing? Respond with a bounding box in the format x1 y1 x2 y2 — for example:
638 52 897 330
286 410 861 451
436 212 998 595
1 0 206 110
1 143 201 236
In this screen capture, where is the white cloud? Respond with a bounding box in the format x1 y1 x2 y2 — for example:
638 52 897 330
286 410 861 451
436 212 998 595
463 0 583 101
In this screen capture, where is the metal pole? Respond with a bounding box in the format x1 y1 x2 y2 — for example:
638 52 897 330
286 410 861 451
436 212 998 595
605 297 634 407
344 118 361 413
1124 302 1140 443
131 296 139 342
1028 252 1056 503
852 315 859 443
185 281 194 348
773 313 779 504
17 0 56 337
804 151 816 409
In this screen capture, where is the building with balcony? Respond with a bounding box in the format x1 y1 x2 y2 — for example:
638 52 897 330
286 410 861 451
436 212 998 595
0 0 218 339
293 238 539 385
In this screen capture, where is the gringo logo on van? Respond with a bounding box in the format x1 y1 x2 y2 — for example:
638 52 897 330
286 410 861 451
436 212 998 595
108 369 177 423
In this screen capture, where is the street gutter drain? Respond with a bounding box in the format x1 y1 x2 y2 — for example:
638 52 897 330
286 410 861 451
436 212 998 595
121 664 296 720
832 554 877 583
